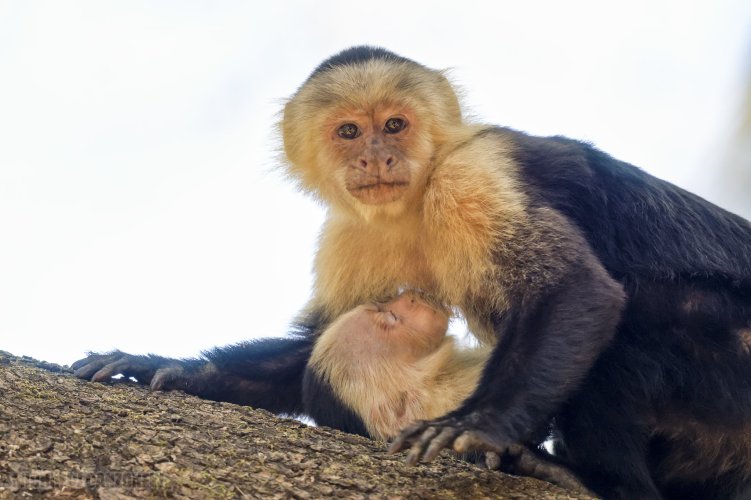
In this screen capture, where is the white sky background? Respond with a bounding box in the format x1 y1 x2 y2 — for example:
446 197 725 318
1 1 750 365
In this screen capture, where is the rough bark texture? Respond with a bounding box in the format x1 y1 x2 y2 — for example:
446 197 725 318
0 351 593 499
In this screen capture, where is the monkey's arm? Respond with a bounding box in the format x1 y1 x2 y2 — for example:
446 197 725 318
391 212 625 463
72 314 323 415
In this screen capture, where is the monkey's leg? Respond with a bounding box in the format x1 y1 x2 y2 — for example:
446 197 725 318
556 406 660 498
72 336 314 415
549 344 664 500
390 262 625 491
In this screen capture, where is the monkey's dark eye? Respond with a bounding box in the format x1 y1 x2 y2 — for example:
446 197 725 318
337 123 361 139
384 117 406 134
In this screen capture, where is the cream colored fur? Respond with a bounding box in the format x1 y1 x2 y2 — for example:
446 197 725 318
309 308 489 441
281 57 533 345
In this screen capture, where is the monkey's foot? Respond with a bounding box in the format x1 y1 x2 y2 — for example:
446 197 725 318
485 448 592 494
71 351 185 390
389 414 590 494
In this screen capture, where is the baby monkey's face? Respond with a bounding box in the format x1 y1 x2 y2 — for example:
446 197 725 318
349 292 449 362
373 293 448 336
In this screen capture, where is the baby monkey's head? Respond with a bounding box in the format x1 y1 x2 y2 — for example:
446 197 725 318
333 292 450 364
309 292 487 440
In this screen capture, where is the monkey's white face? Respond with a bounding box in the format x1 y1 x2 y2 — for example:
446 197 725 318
347 293 449 362
325 103 432 209
376 293 448 341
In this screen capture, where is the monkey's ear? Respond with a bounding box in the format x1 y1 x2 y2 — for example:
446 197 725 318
279 100 320 191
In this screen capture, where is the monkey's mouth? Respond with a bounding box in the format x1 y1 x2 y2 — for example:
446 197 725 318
353 181 408 191
374 302 400 320
348 181 409 204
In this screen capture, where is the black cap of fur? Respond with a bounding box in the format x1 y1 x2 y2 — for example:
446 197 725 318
309 46 416 79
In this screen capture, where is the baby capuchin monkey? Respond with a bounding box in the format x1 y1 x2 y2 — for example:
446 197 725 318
309 292 483 441
309 292 589 493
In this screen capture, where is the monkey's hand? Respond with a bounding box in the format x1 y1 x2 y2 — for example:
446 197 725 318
71 351 187 391
388 410 509 465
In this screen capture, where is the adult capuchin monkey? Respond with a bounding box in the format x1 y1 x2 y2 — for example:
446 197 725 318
308 291 589 493
73 46 751 499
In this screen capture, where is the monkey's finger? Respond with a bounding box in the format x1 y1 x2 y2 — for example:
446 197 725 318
71 356 96 371
421 426 459 463
506 443 524 458
405 426 438 465
151 366 185 391
453 430 504 454
514 449 591 494
485 451 501 470
73 359 114 380
91 359 134 382
388 421 428 454
72 352 125 378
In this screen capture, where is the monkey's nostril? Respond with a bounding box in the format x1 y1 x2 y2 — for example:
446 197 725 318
359 159 368 169
386 156 395 167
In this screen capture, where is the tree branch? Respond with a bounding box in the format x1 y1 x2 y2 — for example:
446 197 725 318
0 352 593 499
